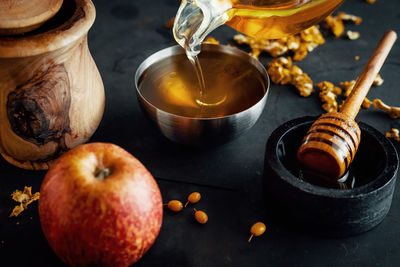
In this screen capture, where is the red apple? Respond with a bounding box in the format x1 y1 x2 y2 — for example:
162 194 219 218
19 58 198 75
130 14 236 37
39 142 163 266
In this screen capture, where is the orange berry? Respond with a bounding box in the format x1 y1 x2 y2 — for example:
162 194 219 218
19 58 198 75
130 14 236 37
193 208 208 224
185 192 201 207
248 222 266 242
167 200 183 212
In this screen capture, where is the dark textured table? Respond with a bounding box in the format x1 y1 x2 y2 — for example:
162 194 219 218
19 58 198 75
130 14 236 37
1 0 400 266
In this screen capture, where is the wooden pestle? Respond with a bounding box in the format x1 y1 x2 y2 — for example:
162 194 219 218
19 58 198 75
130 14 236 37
297 30 397 181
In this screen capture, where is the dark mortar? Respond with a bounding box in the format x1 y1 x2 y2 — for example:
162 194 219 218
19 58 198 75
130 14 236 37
264 116 399 237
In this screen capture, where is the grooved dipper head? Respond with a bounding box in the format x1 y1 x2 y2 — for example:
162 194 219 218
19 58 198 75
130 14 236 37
297 112 361 181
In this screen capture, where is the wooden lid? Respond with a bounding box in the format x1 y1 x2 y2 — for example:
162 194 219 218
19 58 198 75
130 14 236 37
0 0 96 58
0 0 63 35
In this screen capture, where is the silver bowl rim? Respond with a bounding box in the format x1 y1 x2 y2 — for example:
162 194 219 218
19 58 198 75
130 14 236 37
134 44 270 121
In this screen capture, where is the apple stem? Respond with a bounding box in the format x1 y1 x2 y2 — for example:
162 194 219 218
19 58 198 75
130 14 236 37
94 166 112 180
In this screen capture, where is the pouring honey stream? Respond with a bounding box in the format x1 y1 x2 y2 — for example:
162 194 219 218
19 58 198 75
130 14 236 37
172 0 344 116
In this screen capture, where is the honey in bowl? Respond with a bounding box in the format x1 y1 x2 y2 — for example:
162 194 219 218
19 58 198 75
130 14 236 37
137 49 267 118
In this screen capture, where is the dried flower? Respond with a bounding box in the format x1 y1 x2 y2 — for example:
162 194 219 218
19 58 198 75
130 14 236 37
267 57 314 97
316 81 342 112
10 186 40 217
233 26 324 61
386 128 400 141
347 31 360 40
373 99 400 119
373 73 384 86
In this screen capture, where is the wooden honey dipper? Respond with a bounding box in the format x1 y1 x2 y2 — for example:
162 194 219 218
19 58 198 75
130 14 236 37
297 30 397 181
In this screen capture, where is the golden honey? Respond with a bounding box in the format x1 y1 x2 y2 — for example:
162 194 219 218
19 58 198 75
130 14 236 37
138 51 266 118
225 0 344 39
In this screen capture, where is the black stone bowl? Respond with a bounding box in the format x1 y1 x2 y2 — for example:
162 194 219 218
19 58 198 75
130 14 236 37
264 116 399 237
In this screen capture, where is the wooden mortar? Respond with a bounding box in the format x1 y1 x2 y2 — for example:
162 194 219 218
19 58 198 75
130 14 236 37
297 30 397 181
0 0 104 170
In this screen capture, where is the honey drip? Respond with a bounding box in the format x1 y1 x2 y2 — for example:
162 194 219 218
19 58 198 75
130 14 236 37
171 0 344 114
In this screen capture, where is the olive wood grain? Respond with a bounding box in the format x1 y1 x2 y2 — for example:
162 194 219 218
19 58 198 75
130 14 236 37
298 30 397 180
0 0 63 35
0 0 104 170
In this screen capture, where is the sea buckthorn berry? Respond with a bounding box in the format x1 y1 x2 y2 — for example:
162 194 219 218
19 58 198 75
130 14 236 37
248 222 266 243
193 208 208 224
167 200 183 212
185 192 201 207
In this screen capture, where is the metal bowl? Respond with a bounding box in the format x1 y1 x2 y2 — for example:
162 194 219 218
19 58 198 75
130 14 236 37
134 44 269 145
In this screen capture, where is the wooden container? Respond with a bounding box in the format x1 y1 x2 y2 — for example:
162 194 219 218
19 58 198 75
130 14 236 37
0 0 104 170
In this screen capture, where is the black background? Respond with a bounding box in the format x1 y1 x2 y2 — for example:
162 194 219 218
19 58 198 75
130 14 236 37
1 0 400 266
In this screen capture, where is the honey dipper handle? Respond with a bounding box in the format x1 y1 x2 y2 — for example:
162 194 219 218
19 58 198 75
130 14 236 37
340 30 397 119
